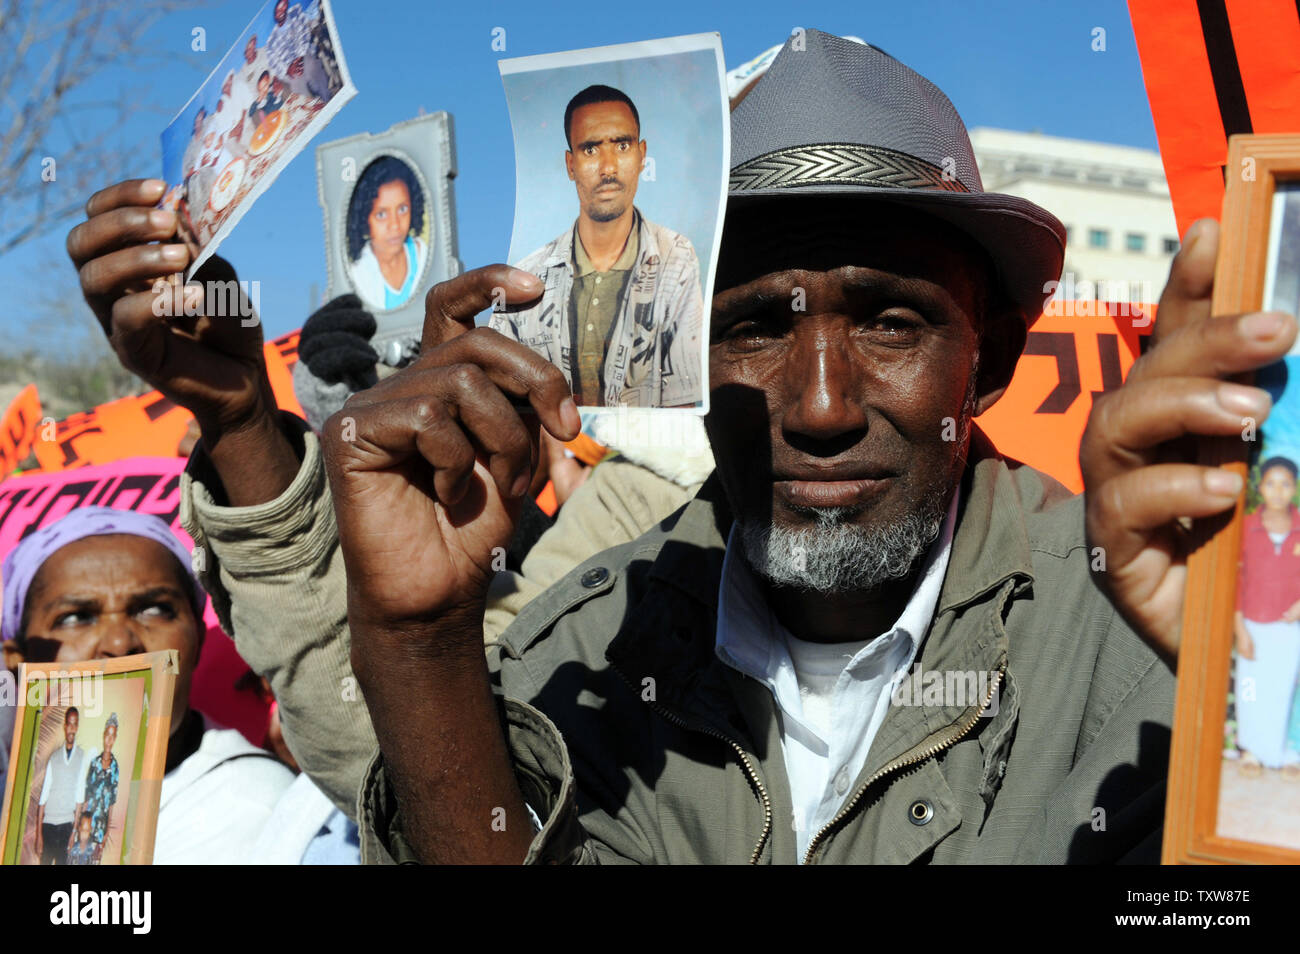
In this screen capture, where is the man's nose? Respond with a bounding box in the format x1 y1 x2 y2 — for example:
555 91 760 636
599 147 619 176
781 325 868 443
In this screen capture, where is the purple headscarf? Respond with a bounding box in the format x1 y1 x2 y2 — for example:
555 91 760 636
2 506 205 643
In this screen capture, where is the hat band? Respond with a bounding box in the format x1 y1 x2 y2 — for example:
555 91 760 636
730 143 971 194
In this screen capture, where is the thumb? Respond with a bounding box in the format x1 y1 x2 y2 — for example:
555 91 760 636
421 264 543 351
1152 218 1218 344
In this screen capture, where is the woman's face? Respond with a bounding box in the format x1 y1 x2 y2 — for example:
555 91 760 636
16 535 202 738
1260 465 1297 513
258 74 271 98
367 179 412 257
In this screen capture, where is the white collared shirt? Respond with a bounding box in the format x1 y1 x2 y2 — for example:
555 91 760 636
715 491 959 861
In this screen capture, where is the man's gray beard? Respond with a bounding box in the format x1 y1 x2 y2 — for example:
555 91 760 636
736 489 950 595
737 370 977 595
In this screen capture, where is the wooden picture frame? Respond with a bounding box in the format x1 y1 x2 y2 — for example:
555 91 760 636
1165 134 1300 864
0 650 178 865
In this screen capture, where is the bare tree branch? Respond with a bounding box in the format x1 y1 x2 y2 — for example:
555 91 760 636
0 0 207 255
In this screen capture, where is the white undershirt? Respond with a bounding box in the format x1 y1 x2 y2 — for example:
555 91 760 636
715 490 960 861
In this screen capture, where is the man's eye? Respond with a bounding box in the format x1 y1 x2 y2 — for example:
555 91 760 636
861 313 922 336
618 142 630 151
721 317 784 347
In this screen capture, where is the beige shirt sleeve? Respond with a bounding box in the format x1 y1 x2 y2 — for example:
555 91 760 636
180 416 373 819
483 456 696 644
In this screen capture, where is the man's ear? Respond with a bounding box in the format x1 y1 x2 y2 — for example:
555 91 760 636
565 150 575 181
973 300 1027 417
3 638 26 673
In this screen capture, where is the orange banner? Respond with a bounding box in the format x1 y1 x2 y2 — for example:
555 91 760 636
0 385 41 476
1131 0 1300 236
31 332 302 473
978 303 1155 492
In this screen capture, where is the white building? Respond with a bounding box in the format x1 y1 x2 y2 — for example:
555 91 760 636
968 128 1178 309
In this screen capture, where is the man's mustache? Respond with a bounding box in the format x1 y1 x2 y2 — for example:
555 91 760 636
595 178 624 191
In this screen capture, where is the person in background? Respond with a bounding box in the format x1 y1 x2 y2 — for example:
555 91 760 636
0 507 293 863
32 705 85 864
1234 455 1300 777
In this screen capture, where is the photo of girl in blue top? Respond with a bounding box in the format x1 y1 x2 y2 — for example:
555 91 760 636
345 155 428 311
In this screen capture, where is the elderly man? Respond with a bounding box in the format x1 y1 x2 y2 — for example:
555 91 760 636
68 31 1292 863
493 84 705 408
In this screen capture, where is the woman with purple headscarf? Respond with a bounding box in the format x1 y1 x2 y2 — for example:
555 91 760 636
1 507 292 863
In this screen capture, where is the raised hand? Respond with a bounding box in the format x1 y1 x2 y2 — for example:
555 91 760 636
66 178 272 435
322 264 578 864
1081 219 1297 662
66 177 299 505
322 264 579 634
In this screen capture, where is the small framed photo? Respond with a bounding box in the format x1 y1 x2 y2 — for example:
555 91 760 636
0 651 178 865
1166 134 1300 863
316 113 462 352
495 34 729 412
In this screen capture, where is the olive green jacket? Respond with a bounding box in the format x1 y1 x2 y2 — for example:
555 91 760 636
361 429 1175 864
179 413 699 819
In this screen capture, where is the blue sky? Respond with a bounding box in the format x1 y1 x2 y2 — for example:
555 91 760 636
3 0 1159 350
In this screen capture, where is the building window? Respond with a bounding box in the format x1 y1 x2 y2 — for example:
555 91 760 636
1125 232 1146 253
1162 237 1179 254
1088 229 1110 249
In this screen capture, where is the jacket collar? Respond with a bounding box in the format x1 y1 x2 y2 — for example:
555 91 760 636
606 426 1035 738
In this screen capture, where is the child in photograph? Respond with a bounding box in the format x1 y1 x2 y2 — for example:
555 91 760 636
65 812 98 866
1235 455 1300 776
247 71 284 127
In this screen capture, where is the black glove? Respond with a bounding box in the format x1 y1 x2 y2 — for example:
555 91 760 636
297 294 379 385
293 295 380 431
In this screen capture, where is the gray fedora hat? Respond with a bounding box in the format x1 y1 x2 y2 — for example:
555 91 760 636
728 29 1066 325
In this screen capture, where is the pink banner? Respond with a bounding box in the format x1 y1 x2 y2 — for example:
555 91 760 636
0 457 271 746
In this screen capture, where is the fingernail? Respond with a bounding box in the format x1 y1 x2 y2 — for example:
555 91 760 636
509 268 543 293
1204 468 1244 496
560 396 581 435
1216 383 1271 416
150 209 173 229
511 472 531 498
144 179 167 195
1241 311 1286 339
162 244 187 262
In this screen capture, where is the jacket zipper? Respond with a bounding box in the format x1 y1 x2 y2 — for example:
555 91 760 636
802 666 1005 865
612 665 773 864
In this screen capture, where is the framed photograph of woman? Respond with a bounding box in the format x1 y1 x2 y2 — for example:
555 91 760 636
1165 134 1300 864
0 651 177 865
316 113 462 354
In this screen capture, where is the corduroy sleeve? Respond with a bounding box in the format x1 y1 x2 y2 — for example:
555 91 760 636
180 412 377 819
